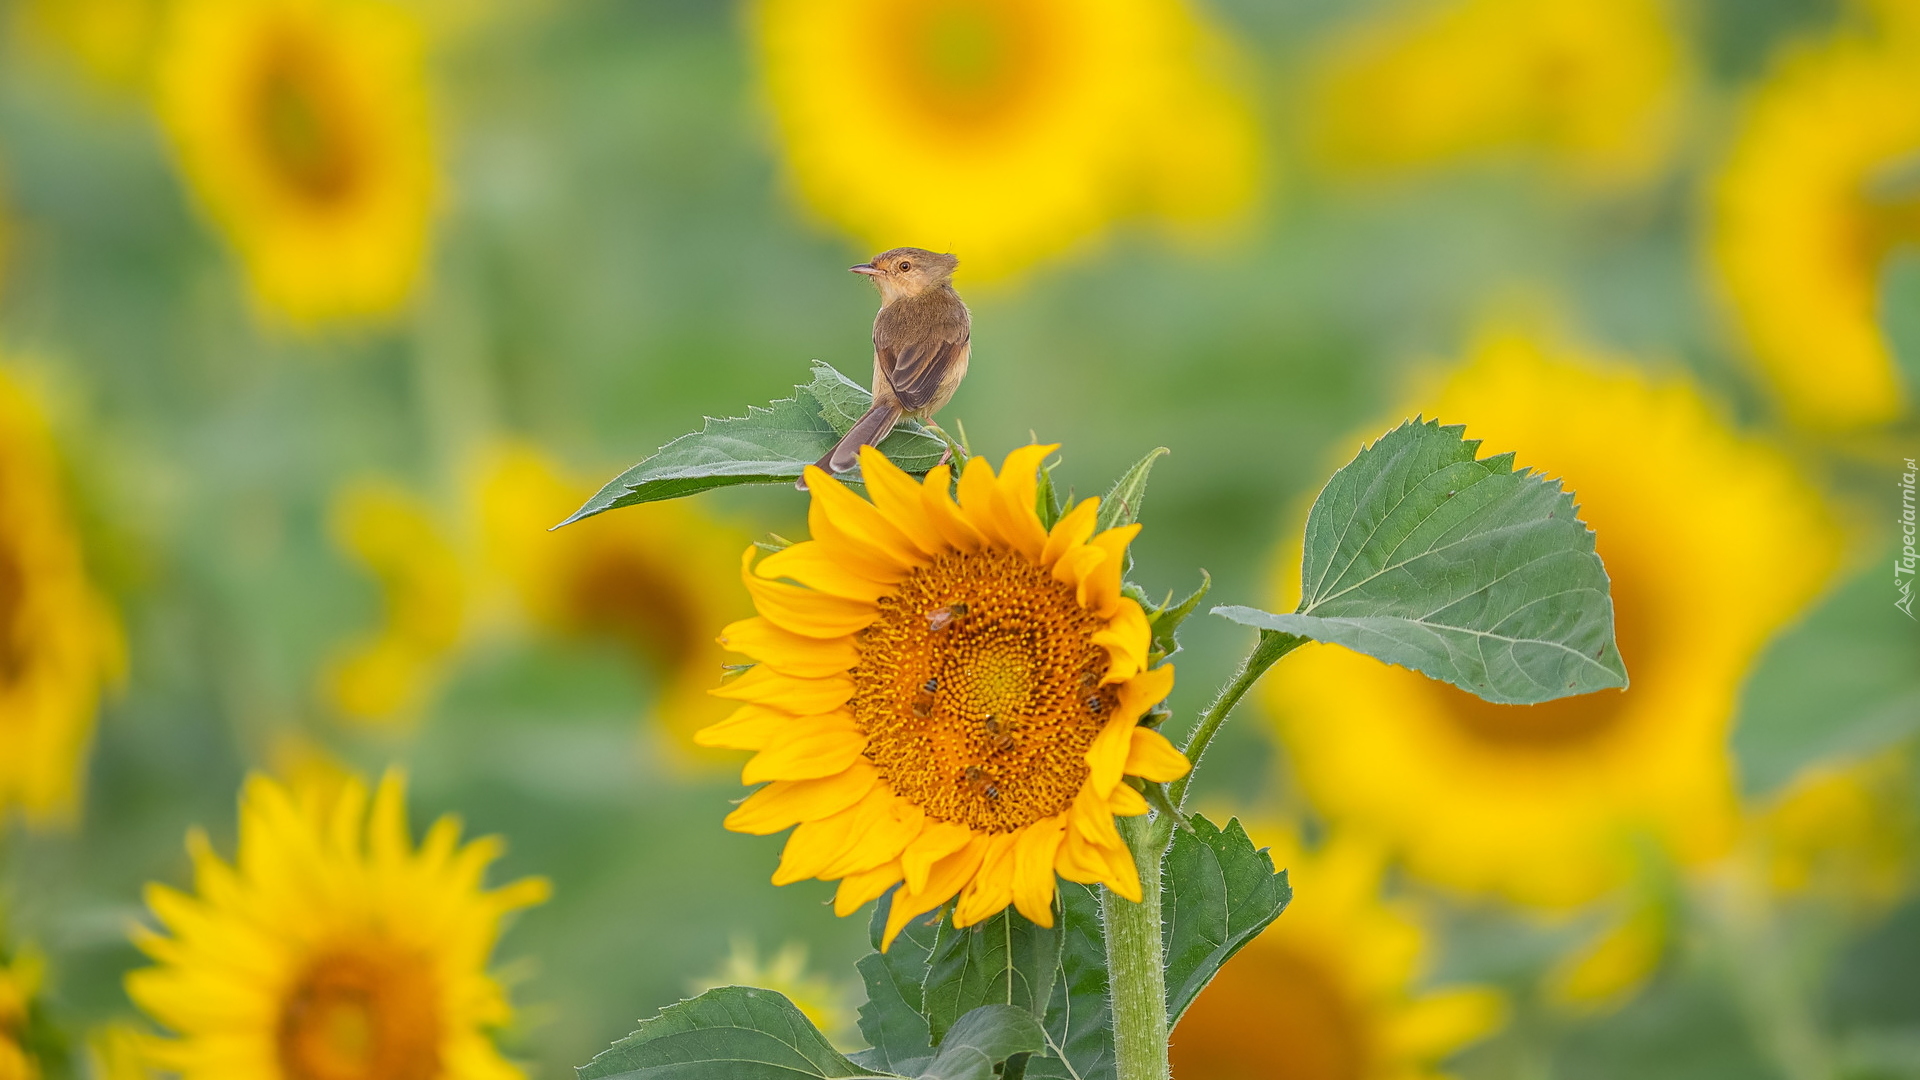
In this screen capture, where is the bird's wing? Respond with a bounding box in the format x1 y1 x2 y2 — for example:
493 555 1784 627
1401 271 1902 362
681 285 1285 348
877 331 969 413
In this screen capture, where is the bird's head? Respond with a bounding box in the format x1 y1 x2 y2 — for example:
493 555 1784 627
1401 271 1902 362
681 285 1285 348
850 248 959 301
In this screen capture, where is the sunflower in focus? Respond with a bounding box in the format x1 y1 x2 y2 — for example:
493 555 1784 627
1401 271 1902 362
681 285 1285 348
1265 324 1843 908
478 446 750 761
0 367 124 827
1709 8 1920 429
323 481 466 728
706 444 1186 945
154 0 436 324
127 771 549 1080
1310 0 1686 187
750 0 1261 281
1170 825 1505 1080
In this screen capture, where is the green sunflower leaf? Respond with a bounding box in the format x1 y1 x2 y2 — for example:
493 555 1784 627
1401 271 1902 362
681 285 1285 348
1027 882 1116 1080
1098 446 1170 532
1214 417 1627 705
576 985 899 1080
1161 814 1292 1029
851 892 941 1076
914 1005 1048 1080
1734 546 1920 795
922 906 1063 1045
556 361 946 527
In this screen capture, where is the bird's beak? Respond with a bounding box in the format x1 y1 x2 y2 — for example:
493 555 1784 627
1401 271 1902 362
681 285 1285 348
849 263 883 276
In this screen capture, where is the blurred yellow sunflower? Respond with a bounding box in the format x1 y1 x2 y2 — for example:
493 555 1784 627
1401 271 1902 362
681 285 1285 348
154 0 436 324
478 445 750 761
1752 748 1915 912
322 480 466 728
0 367 124 827
707 445 1186 946
87 1023 160 1080
1709 9 1920 429
19 0 167 91
127 770 549 1080
695 939 853 1048
0 947 46 1080
1265 324 1843 908
1310 0 1686 187
750 0 1261 281
1170 824 1505 1080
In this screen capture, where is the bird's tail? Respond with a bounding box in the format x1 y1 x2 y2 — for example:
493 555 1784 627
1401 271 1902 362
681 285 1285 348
798 402 902 490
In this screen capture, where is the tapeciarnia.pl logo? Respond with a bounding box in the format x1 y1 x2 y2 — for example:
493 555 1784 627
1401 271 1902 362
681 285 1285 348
1899 457 1916 619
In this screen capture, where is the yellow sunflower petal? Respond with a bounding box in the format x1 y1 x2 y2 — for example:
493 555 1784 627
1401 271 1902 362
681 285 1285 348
856 444 947 558
1091 597 1151 684
1124 727 1191 784
834 860 905 917
1012 816 1069 925
901 820 975 894
1100 838 1143 903
1041 497 1101 569
819 793 926 879
1079 525 1141 617
773 793 877 885
717 617 860 678
954 456 1005 545
987 444 1057 562
755 541 901 603
723 763 878 835
1051 542 1107 592
742 721 868 785
710 665 856 714
1070 784 1126 851
804 467 926 572
1056 823 1118 885
1118 663 1176 725
1087 713 1139 799
918 464 987 552
737 547 877 637
882 837 989 949
693 703 788 751
1108 783 1150 816
954 833 1021 928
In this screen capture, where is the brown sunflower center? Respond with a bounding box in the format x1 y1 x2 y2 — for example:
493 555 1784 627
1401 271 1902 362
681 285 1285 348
252 35 360 206
850 550 1117 833
277 942 442 1080
0 532 25 688
1437 542 1648 749
566 544 700 670
1169 940 1369 1080
884 0 1044 128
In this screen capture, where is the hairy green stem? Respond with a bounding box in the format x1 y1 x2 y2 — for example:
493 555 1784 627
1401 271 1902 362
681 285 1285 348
1101 814 1170 1080
1102 630 1306 1080
1167 630 1304 811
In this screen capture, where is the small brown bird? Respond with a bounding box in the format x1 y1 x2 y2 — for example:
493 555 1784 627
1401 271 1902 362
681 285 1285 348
802 247 971 488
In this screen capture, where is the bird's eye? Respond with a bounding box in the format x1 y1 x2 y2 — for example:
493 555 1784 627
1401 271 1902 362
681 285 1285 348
899 261 912 272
